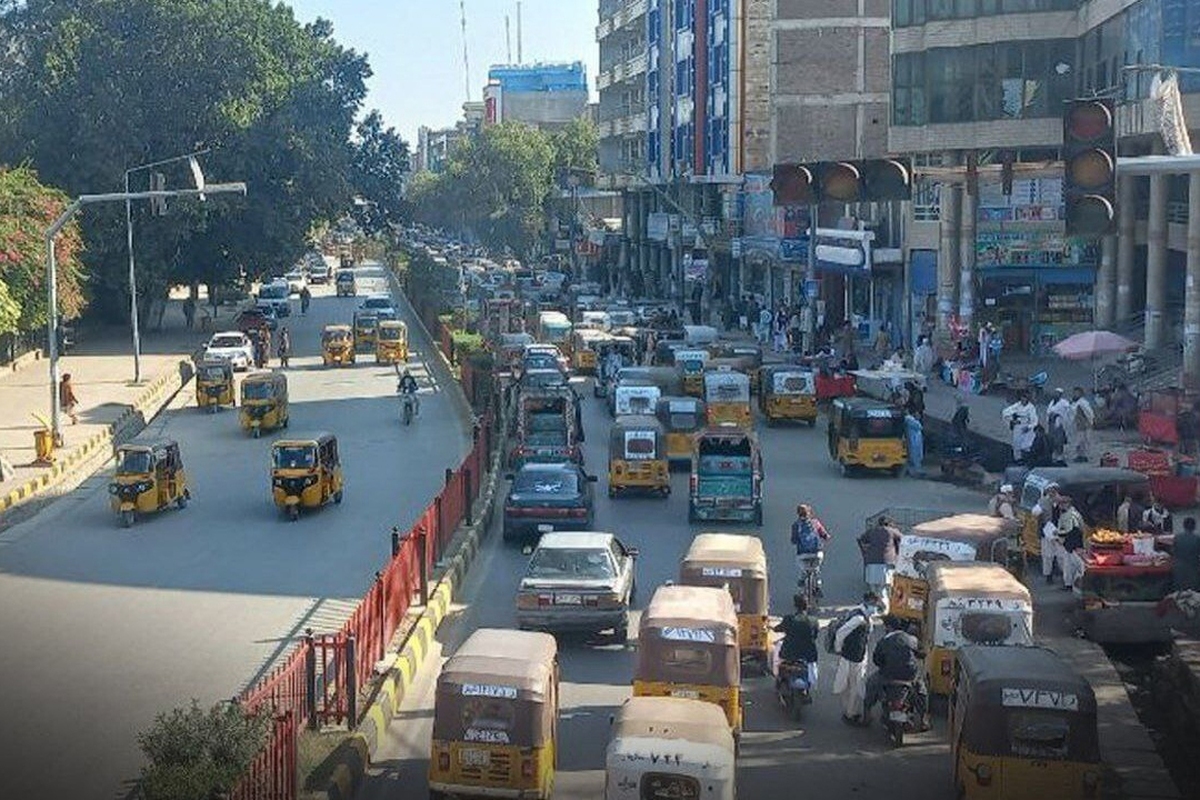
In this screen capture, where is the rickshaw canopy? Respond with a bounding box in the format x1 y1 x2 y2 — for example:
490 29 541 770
683 325 719 346
761 366 816 396
897 514 1019 580
679 533 768 615
606 697 736 792
637 585 740 686
608 415 666 460
322 324 353 341
703 369 751 403
240 370 287 400
656 396 706 432
197 360 233 381
955 644 1099 760
614 383 663 416
926 562 1033 649
377 319 407 339
675 349 711 372
1018 466 1149 521
116 439 180 473
832 397 905 433
615 366 682 395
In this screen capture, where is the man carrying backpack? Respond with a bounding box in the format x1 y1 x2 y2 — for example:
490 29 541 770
829 592 881 726
791 504 831 598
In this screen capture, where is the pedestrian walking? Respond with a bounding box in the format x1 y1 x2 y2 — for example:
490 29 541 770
59 373 79 424
1056 494 1087 591
913 336 935 375
1071 387 1095 462
1046 388 1072 462
183 297 196 330
1176 402 1199 459
277 326 291 368
832 592 879 726
757 306 772 346
951 393 971 445
1172 517 1200 591
904 412 924 477
300 285 312 315
1034 484 1063 584
1002 391 1039 463
857 516 902 613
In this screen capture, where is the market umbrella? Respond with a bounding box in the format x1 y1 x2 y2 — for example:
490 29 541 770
1051 330 1138 360
1052 330 1139 390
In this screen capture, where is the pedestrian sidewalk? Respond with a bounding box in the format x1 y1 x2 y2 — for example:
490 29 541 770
0 300 221 517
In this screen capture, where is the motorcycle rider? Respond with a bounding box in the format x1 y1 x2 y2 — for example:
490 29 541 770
862 615 929 731
791 504 831 597
397 368 420 417
772 593 820 694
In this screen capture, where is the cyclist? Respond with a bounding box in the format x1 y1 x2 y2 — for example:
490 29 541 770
792 504 831 599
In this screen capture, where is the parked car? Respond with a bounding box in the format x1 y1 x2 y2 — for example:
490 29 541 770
515 531 638 642
284 270 307 295
502 462 597 542
203 331 255 371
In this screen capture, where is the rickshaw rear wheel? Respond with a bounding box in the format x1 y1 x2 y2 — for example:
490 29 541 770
120 510 135 528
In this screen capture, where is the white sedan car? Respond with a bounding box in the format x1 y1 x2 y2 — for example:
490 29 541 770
284 270 307 295
203 331 255 371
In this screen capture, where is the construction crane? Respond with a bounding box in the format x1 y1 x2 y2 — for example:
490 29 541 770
460 0 471 103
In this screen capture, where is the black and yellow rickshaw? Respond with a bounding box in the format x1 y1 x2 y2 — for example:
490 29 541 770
321 324 355 366
674 349 711 396
353 311 378 352
635 585 742 738
239 371 289 438
709 344 763 393
887 513 1023 635
678 533 770 672
951 645 1101 799
109 440 189 527
375 319 409 365
827 397 906 475
429 628 559 800
270 432 344 520
1016 466 1149 559
195 359 234 413
758 365 818 426
607 415 670 497
656 395 706 467
570 328 610 374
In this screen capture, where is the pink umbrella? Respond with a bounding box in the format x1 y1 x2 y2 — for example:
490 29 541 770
1052 330 1138 360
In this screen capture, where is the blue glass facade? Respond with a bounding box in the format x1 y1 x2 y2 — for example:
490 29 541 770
705 0 732 175
646 0 662 176
673 0 696 170
487 63 588 93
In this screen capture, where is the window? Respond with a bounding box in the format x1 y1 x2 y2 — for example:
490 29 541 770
928 0 954 19
894 0 912 27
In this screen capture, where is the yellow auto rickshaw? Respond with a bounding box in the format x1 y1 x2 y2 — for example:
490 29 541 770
827 397 906 475
883 512 1022 634
270 432 343 520
758 365 818 426
571 328 609 374
703 367 752 428
634 585 742 736
109 439 189 527
1015 466 1149 558
675 349 711 397
923 562 1033 696
607 415 670 497
605 697 736 800
679 533 770 672
952 645 1101 799
429 628 559 800
353 311 378 351
710 343 763 393
375 319 409 365
321 324 355 366
656 395 706 467
195 359 234 413
239 371 289 438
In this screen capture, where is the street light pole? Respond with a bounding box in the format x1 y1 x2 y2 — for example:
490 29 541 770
46 182 247 444
123 148 211 383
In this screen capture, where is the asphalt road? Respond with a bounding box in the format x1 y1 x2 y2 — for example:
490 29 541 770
0 264 471 800
358 377 985 799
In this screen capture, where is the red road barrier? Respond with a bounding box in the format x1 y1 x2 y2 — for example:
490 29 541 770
230 711 297 800
240 642 309 722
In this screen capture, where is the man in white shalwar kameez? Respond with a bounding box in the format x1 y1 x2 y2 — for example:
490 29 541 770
1001 391 1039 462
833 593 879 725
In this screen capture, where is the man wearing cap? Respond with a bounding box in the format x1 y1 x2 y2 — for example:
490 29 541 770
1047 388 1072 462
989 484 1017 520
1057 494 1087 591
1033 484 1063 584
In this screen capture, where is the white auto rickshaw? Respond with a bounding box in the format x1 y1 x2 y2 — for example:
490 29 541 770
605 696 736 800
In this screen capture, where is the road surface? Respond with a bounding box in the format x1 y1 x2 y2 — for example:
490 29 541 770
359 376 984 799
0 264 472 800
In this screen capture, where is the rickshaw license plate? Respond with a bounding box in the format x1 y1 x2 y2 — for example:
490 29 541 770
459 748 490 767
671 689 700 699
555 593 582 605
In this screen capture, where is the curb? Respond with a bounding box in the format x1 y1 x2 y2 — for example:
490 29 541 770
323 408 506 800
0 348 44 380
0 358 194 517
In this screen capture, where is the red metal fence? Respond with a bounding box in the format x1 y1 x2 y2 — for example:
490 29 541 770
230 323 496 799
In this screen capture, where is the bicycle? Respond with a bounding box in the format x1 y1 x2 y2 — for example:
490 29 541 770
796 553 824 608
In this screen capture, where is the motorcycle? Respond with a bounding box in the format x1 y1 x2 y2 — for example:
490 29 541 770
775 660 813 721
881 680 919 747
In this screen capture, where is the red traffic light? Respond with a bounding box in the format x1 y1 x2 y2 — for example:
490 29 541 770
1065 101 1113 142
771 164 816 206
820 162 861 203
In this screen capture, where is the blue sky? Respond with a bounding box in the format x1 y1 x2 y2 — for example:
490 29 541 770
286 0 599 145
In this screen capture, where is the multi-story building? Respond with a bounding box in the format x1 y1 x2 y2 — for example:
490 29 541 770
415 125 460 174
597 0 649 189
483 62 590 130
890 0 1200 360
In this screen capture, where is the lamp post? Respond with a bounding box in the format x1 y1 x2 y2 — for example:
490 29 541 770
47 182 247 445
124 149 211 383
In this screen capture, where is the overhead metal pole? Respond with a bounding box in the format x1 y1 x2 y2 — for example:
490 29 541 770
46 183 247 444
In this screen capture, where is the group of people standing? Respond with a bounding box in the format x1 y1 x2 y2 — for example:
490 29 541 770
1001 386 1094 467
249 326 291 369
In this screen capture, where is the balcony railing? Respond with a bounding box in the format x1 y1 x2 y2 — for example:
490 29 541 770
597 0 648 41
597 50 648 91
599 111 648 138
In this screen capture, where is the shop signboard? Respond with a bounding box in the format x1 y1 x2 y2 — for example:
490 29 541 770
976 231 1098 268
977 178 1064 224
647 212 670 241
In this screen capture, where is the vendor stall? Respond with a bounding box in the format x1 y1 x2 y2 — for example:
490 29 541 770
1077 528 1176 644
1126 448 1198 510
851 369 927 403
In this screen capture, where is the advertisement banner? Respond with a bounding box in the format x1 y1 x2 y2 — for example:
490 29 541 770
976 231 1098 268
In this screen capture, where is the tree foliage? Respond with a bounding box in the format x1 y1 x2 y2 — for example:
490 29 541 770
350 110 410 236
0 0 407 324
137 699 271 800
408 120 599 259
0 165 87 334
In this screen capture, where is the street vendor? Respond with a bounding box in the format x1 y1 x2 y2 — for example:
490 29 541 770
1033 483 1063 585
1142 496 1173 534
1056 494 1087 592
988 484 1017 521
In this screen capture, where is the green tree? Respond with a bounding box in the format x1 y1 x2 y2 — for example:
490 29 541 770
350 110 411 235
0 0 373 321
0 165 87 333
137 699 271 800
549 117 599 180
